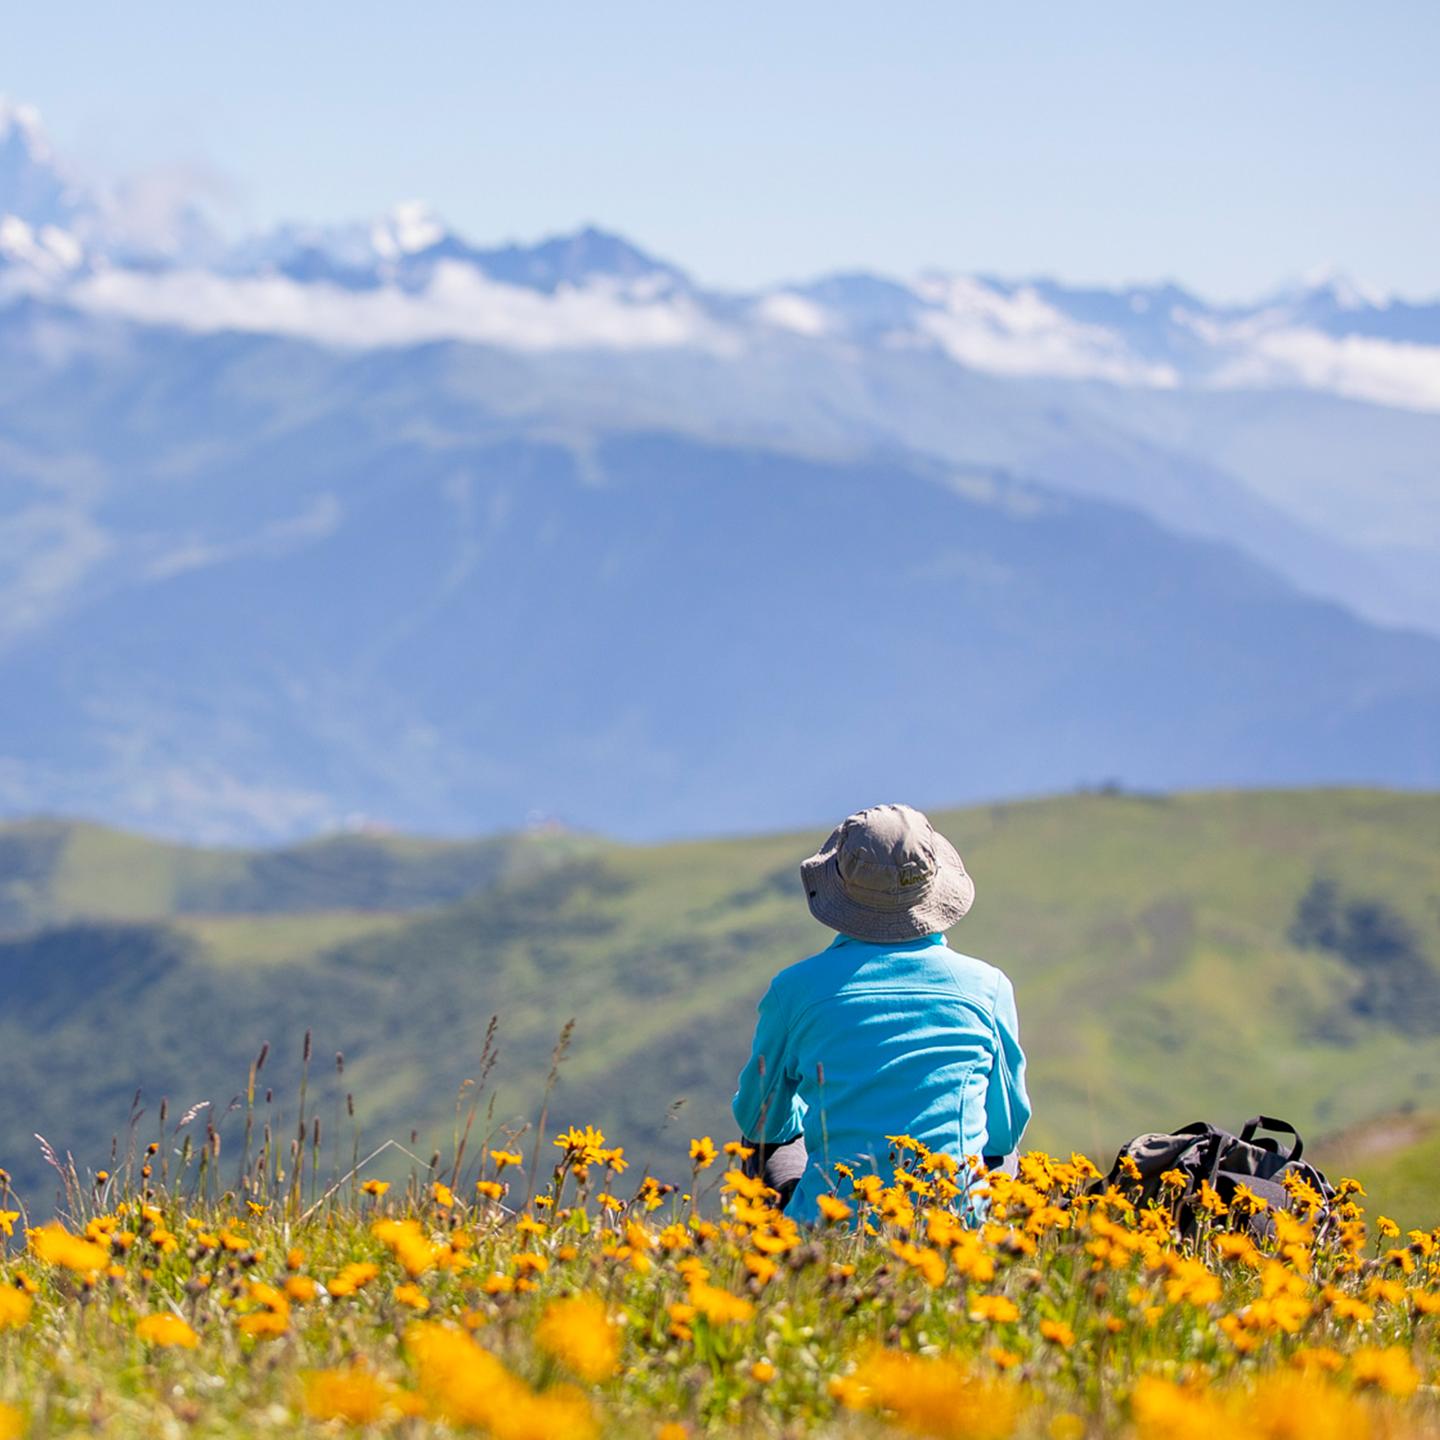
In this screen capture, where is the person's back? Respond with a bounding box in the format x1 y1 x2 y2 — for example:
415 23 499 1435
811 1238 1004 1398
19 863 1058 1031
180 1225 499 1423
731 803 1030 1222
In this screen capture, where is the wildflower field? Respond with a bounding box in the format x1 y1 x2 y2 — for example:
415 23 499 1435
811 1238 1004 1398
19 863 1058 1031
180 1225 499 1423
3 1085 1439 1440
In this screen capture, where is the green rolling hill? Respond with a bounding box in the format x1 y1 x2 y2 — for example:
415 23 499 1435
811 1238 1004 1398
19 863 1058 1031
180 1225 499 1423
0 789 1437 1225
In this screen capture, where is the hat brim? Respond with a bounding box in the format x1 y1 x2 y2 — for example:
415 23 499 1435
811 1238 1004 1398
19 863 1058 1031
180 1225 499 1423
800 831 975 943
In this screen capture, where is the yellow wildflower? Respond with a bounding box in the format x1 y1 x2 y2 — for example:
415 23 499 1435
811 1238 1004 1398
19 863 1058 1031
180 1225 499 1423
1194 1181 1227 1216
1322 1287 1374 1324
744 1252 778 1285
1290 1346 1344 1373
1350 1345 1419 1397
0 1289 32 1330
237 1282 290 1340
969 1294 1020 1323
373 1218 439 1277
408 1321 596 1439
836 1348 1018 1440
890 1240 947 1288
1130 1377 1224 1439
688 1281 755 1326
301 1365 421 1424
136 1313 200 1349
1213 1233 1258 1265
329 1262 380 1297
535 1294 620 1381
29 1225 108 1273
1411 1287 1440 1316
554 1125 628 1174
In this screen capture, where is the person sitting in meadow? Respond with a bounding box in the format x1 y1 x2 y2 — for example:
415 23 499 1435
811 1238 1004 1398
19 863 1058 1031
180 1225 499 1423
731 802 1030 1220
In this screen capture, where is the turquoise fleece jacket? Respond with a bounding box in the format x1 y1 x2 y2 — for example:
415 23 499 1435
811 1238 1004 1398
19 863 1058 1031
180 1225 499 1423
730 933 1030 1222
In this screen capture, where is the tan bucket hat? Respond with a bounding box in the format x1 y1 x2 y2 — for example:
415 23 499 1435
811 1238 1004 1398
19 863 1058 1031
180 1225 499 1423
800 803 975 942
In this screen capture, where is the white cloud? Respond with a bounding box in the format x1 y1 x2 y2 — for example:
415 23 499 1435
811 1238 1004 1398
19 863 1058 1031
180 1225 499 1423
22 245 1440 414
1204 323 1440 413
68 260 727 354
913 275 1180 387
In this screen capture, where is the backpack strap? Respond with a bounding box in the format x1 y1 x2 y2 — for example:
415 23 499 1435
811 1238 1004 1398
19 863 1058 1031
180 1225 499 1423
1239 1116 1303 1162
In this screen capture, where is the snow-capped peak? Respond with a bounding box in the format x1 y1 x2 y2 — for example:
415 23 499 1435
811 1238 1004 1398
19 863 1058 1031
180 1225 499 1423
0 96 87 233
370 201 446 260
0 98 49 153
1290 264 1391 312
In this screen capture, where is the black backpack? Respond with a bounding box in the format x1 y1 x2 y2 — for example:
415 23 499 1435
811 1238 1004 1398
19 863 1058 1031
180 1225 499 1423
1099 1115 1336 1239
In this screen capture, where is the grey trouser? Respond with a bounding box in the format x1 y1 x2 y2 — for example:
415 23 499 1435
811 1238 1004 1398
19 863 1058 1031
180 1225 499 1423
746 1136 1018 1210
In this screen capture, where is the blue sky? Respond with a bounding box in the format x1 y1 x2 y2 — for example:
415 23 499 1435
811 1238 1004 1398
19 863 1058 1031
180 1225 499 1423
6 1 1436 299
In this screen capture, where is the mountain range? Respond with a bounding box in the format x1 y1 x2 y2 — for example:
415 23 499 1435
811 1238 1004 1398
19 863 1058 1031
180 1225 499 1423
1 98 1438 842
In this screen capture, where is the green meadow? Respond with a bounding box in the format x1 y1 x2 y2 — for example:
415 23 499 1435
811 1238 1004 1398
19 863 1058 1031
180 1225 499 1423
0 788 1436 1224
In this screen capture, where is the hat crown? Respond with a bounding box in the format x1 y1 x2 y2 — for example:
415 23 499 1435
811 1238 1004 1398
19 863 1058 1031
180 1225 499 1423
836 804 938 906
800 801 974 941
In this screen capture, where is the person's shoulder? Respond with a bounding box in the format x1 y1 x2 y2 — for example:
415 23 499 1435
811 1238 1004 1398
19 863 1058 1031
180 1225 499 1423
773 940 840 985
936 944 1014 1002
765 937 848 998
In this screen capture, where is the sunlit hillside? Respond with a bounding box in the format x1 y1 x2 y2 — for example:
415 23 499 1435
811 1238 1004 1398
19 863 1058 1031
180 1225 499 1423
1 788 1436 1226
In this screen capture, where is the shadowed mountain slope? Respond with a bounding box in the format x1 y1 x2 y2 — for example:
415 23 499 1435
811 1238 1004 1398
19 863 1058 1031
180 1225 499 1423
2 414 1437 842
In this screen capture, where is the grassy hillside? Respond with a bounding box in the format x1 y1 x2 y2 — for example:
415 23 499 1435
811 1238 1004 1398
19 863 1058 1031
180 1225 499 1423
0 789 1436 1224
0 820 595 931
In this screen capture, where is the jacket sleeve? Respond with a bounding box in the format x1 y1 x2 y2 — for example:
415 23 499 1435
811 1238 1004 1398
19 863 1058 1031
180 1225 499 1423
731 978 807 1143
984 971 1031 1157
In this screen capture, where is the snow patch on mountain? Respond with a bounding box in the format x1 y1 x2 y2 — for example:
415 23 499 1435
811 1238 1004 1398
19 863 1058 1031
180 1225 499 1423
373 201 445 259
0 216 83 277
753 291 830 336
